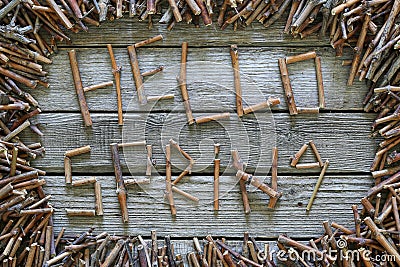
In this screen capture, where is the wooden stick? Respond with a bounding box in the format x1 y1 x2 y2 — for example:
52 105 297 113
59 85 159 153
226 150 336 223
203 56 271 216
290 143 308 166
189 252 201 267
297 107 320 114
0 170 38 188
66 0 83 18
45 251 73 266
331 0 361 15
151 230 158 266
20 207 53 214
214 158 220 211
178 42 195 125
278 58 297 115
83 81 113 92
0 183 12 199
361 197 375 216
65 209 96 216
196 112 230 124
127 45 147 105
107 44 123 126
65 145 91 157
230 45 243 117
314 56 325 108
309 140 323 167
147 94 174 102
392 196 400 237
124 178 151 185
9 147 17 176
374 86 400 93
134 35 163 48
0 67 37 89
46 0 73 28
306 160 329 212
243 98 281 114
295 162 321 169
72 177 97 186
146 145 152 176
195 0 212 25
167 0 182 22
68 50 92 127
64 156 72 185
142 66 164 77
286 51 317 64
165 144 176 216
54 227 65 248
268 147 279 209
185 0 201 15
172 186 199 202
110 143 129 223
231 150 251 214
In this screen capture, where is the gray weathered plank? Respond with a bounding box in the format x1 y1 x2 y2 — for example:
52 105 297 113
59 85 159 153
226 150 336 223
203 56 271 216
35 47 367 112
44 174 372 238
59 18 329 47
22 112 376 174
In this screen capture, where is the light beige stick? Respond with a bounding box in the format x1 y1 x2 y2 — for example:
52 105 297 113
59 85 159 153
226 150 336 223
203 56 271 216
83 81 113 92
306 160 329 212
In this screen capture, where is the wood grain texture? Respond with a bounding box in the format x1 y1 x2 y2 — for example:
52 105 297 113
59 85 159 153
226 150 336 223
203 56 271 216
22 113 376 174
58 18 328 47
44 174 372 237
34 47 367 112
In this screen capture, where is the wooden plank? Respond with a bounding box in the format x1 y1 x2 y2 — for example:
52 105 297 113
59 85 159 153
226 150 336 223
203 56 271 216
60 18 329 47
35 47 367 112
22 112 376 174
44 174 372 238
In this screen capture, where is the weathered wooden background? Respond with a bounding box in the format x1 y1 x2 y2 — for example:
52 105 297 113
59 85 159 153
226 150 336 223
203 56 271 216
19 17 376 253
